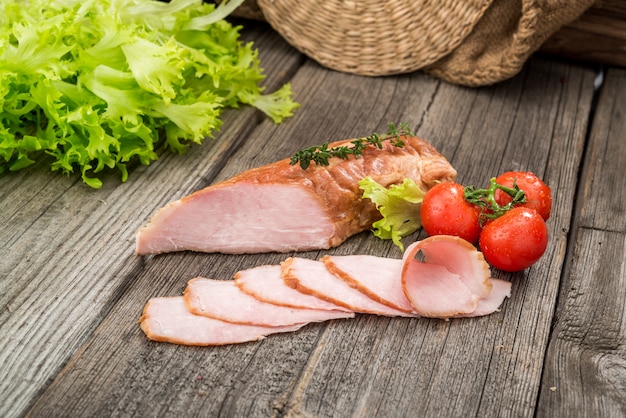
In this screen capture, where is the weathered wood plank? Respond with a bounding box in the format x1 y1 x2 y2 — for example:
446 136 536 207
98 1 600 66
541 0 626 68
22 54 443 418
537 67 626 417
578 68 626 232
276 57 598 418
23 54 597 418
538 229 626 417
0 23 302 418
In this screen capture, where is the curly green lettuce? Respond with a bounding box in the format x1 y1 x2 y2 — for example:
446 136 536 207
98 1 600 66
0 0 299 188
359 176 426 251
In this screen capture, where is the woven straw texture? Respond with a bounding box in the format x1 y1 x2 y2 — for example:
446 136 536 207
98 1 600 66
425 0 595 85
257 0 492 77
246 0 593 86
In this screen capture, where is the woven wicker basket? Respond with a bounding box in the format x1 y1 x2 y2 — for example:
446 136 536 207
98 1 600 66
256 0 492 77
232 0 595 86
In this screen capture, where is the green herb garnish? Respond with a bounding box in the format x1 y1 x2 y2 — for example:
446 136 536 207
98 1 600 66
359 176 425 251
290 122 413 170
0 0 299 188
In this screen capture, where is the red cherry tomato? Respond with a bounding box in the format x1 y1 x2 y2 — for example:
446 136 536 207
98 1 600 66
494 171 552 220
421 182 482 243
479 207 548 272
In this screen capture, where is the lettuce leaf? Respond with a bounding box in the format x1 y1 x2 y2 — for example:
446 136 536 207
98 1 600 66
359 176 425 251
0 0 299 187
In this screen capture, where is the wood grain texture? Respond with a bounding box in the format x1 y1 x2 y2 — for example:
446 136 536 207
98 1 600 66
537 67 626 417
270 57 597 418
538 229 626 418
23 56 596 418
578 68 626 232
541 0 626 68
1 19 613 418
0 23 302 418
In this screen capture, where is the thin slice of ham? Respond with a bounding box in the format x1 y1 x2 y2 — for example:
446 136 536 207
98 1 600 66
321 255 416 313
234 265 351 312
281 257 417 317
405 236 493 299
184 277 355 327
462 279 512 317
139 297 305 346
135 135 456 255
401 235 511 318
402 261 479 317
139 236 514 346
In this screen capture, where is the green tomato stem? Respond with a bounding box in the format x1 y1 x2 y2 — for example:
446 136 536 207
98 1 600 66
463 177 526 222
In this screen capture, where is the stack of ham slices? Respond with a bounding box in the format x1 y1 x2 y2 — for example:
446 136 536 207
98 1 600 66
140 236 512 346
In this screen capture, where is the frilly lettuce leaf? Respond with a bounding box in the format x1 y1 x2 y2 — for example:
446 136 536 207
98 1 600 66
0 0 299 188
359 176 426 251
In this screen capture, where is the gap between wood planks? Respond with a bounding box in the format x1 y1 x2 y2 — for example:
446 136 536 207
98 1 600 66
536 63 606 406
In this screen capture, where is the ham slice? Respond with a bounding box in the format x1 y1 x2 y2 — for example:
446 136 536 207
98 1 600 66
139 237 513 346
465 279 512 317
184 277 355 326
281 257 417 317
234 265 351 312
401 235 511 318
402 261 478 317
321 255 416 313
139 297 305 346
135 135 456 255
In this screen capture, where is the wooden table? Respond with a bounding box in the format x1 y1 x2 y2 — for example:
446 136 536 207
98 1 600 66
2 21 625 418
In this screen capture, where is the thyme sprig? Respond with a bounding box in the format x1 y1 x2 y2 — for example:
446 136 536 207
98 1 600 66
290 122 413 170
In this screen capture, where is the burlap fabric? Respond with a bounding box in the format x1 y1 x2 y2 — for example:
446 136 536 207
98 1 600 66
232 0 595 86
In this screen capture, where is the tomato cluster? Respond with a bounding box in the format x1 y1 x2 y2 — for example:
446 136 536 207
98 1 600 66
420 171 552 272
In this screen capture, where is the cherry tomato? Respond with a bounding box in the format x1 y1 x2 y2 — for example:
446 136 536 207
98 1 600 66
479 207 548 272
421 182 482 243
494 171 552 220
